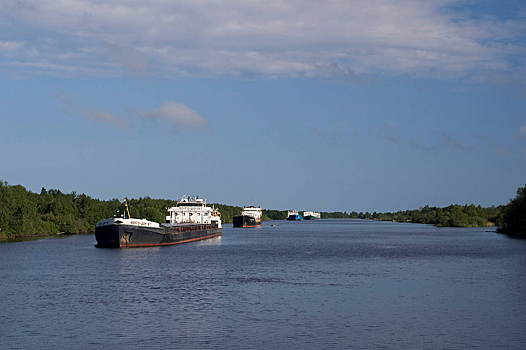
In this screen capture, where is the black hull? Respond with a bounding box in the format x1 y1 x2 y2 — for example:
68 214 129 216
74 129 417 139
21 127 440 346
95 224 222 248
233 215 262 228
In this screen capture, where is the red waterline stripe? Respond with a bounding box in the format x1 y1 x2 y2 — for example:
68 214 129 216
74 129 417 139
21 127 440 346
121 233 221 248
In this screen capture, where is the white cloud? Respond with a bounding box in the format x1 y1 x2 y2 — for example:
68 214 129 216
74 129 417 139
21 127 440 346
137 101 208 130
82 110 127 130
102 41 149 77
2 0 526 79
55 90 128 129
0 41 24 51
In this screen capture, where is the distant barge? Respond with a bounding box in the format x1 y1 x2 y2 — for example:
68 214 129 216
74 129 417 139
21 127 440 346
303 211 320 220
233 206 262 228
95 196 222 248
287 210 302 221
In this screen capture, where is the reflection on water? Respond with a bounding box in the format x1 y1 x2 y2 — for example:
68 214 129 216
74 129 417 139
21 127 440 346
1 220 526 350
0 234 74 244
193 235 222 246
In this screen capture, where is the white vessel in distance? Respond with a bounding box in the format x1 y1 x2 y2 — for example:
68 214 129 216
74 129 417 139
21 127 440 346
287 210 302 221
233 206 262 227
303 211 320 220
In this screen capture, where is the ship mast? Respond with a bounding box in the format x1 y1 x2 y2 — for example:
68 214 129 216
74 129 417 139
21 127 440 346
123 197 131 219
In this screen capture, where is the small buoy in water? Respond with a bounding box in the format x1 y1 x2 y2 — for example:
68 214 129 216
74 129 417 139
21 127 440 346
271 224 275 227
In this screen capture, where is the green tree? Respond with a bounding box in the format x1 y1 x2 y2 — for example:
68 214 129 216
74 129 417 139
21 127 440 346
497 184 526 237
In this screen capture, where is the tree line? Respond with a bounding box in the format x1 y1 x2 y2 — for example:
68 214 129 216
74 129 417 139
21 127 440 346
496 184 526 237
0 181 258 239
317 204 505 228
0 180 524 238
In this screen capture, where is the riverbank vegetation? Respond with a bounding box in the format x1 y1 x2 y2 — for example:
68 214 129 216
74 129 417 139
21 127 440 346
0 181 252 239
496 184 526 237
318 205 505 228
0 180 523 239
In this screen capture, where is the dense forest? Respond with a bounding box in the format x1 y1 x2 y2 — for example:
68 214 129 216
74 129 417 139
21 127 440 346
0 181 257 239
0 180 524 239
318 204 505 228
496 184 526 237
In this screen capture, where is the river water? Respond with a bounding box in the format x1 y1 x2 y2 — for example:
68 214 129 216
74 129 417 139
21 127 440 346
1 219 525 350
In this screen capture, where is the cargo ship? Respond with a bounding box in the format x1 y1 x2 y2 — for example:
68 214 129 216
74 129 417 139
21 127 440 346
95 196 222 248
233 206 262 227
303 211 320 220
287 210 302 221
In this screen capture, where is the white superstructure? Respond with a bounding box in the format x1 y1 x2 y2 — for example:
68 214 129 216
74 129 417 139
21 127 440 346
241 206 262 220
287 210 299 216
166 196 222 228
96 217 160 228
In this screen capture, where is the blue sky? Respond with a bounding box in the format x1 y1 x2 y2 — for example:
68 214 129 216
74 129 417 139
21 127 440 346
1 0 525 212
